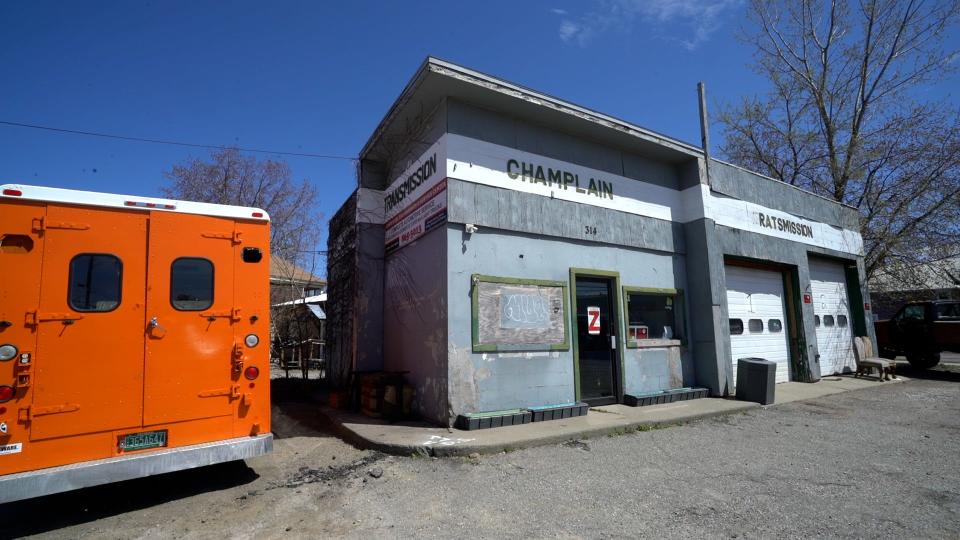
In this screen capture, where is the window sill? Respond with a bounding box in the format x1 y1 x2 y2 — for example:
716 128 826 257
627 338 683 349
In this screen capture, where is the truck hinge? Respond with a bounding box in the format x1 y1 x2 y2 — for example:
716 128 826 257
232 344 246 373
201 308 241 323
31 217 90 232
201 231 243 244
25 311 83 326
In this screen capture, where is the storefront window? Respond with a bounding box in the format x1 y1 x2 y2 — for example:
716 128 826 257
624 289 681 344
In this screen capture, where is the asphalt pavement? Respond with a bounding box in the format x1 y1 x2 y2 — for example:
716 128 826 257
4 362 959 539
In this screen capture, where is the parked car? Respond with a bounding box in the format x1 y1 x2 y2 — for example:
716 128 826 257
874 300 960 368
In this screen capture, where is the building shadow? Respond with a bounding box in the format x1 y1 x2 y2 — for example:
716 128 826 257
0 460 259 538
893 360 960 383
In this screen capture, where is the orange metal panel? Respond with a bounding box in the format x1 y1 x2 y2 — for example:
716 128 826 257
143 212 236 429
30 205 147 441
0 196 272 481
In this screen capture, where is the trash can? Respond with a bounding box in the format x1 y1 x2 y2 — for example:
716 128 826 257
736 358 776 405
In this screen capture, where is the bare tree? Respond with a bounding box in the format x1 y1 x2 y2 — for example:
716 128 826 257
162 147 321 262
719 0 960 280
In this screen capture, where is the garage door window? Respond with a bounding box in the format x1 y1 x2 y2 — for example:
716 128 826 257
623 288 682 345
748 319 764 333
729 319 744 335
768 319 783 332
823 315 835 327
837 315 848 327
815 315 820 327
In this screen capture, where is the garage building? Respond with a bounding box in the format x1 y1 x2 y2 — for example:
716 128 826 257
327 58 875 426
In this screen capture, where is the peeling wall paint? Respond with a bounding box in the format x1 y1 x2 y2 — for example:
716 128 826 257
447 224 686 416
383 226 448 424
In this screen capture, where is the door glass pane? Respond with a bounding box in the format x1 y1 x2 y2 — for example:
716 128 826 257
576 278 615 402
68 254 122 312
170 258 214 311
824 315 835 327
768 319 783 332
748 319 764 333
837 315 848 327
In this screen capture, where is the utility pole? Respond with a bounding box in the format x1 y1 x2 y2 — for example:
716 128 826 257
697 81 711 186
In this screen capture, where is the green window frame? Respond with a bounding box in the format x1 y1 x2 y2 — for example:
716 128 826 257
621 286 685 348
471 274 571 352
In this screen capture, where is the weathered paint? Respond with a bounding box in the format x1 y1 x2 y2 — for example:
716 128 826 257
383 226 449 424
446 224 688 417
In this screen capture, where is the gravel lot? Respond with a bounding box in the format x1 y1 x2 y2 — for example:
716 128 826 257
5 363 960 539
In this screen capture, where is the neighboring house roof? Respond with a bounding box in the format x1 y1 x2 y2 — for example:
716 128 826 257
306 304 326 320
273 293 327 306
270 257 326 288
870 257 960 293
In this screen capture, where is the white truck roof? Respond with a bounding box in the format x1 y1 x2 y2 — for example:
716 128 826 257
1 183 270 221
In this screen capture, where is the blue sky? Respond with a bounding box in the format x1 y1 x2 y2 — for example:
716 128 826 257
2 1 958 257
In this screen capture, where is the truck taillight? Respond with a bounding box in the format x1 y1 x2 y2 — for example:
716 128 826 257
2 189 22 196
244 366 260 380
0 386 14 403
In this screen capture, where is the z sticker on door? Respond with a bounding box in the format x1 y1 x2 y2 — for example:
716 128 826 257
587 306 601 335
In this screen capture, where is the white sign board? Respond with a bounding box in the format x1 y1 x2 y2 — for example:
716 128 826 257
383 140 448 255
446 133 685 222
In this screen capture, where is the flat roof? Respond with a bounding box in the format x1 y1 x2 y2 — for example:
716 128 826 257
360 57 858 212
360 57 702 166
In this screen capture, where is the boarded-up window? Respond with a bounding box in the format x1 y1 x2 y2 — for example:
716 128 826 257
472 275 569 352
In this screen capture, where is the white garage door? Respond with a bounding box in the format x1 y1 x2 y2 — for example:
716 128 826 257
810 258 856 376
726 265 791 385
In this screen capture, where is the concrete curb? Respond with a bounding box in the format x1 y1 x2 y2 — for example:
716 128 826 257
317 400 760 458
317 376 907 458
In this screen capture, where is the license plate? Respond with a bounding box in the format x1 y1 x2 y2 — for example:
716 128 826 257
118 430 168 452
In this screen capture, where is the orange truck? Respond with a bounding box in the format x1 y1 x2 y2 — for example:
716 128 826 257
0 184 272 503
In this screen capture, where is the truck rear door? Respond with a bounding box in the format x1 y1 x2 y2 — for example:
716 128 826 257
142 212 237 426
30 206 148 441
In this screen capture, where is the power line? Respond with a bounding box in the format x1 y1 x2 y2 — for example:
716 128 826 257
0 120 357 161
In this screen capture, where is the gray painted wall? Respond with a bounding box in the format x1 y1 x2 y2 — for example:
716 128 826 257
355 223 385 372
446 224 689 420
383 226 449 424
710 160 860 231
447 180 685 254
447 99 685 191
682 218 729 395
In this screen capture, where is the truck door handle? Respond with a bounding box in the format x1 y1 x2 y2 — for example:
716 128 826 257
148 316 166 338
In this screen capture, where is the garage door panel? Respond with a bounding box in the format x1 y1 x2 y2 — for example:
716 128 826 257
810 258 855 376
726 265 792 386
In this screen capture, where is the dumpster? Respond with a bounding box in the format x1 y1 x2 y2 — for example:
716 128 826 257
736 358 776 405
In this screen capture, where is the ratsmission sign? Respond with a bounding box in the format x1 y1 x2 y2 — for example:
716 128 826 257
757 212 814 238
383 140 448 255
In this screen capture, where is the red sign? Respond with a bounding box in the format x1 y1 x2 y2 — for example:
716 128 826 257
587 306 601 335
803 293 812 304
864 302 871 311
